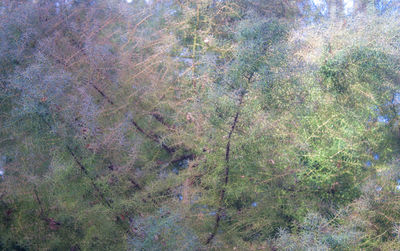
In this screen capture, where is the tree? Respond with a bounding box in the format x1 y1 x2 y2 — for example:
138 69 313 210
1 0 400 250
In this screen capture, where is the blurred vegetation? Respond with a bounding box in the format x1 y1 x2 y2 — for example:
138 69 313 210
1 0 400 250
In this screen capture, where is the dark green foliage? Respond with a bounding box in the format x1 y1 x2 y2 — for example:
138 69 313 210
321 47 399 95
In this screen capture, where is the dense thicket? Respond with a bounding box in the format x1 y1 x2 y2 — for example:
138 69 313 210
1 0 400 250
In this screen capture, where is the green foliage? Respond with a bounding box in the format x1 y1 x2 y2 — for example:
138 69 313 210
1 0 400 250
274 212 363 250
321 47 399 95
128 208 200 251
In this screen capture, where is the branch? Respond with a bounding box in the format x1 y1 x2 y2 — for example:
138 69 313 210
130 119 176 154
206 92 244 244
89 82 114 105
33 186 62 230
150 111 175 130
66 145 113 208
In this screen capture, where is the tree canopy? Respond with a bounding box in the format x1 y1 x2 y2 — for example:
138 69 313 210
1 0 400 250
